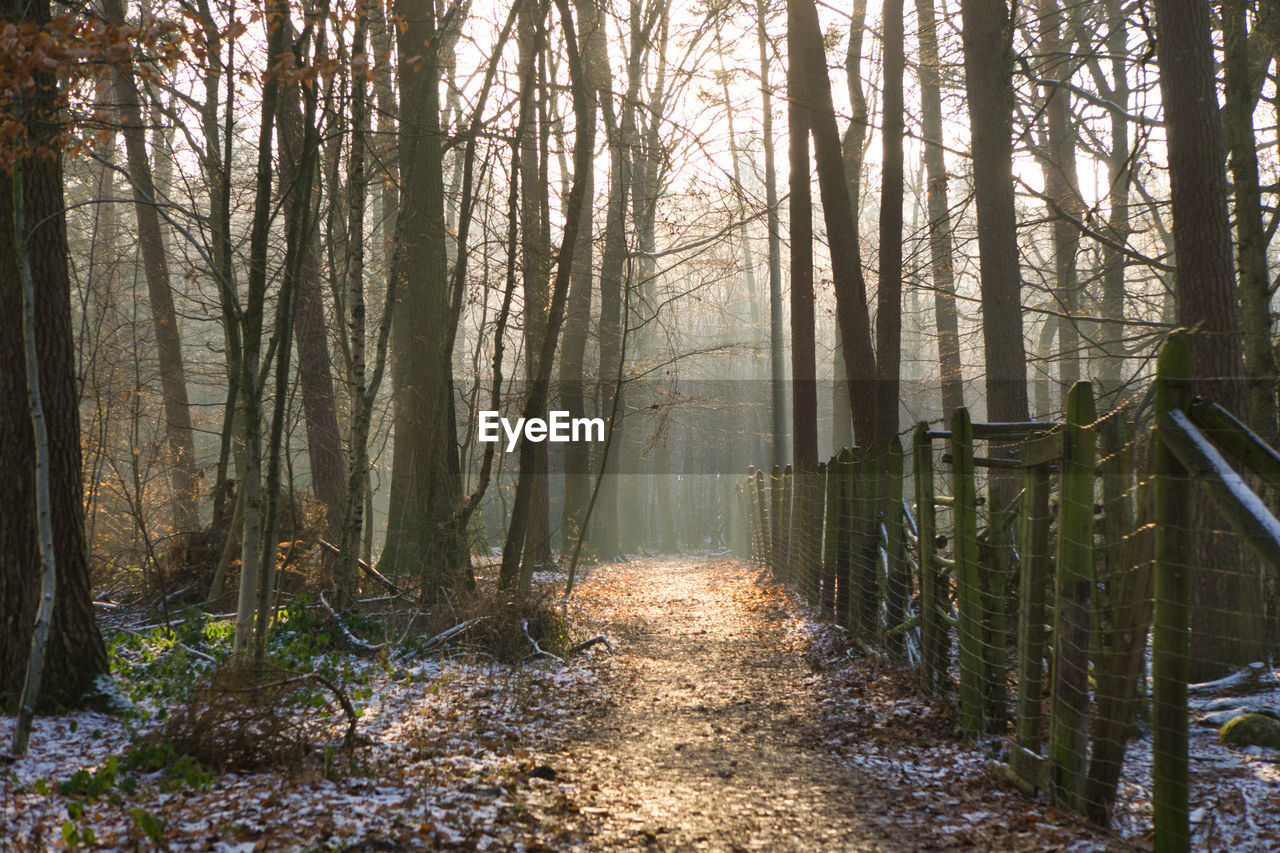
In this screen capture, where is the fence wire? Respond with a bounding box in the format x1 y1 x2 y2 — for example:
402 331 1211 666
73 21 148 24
734 342 1280 850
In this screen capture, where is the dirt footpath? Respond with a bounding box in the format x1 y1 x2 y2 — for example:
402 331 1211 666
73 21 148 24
508 559 1115 852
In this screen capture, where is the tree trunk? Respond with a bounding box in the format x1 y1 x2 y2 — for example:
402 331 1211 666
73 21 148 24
759 0 787 468
1153 0 1260 678
959 0 1028 433
0 0 108 706
104 0 200 534
1094 0 1130 405
500 0 597 592
1037 0 1084 412
914 0 964 419
592 61 634 562
381 0 472 599
787 3 818 466
559 0 603 556
876 0 905 449
834 0 869 452
278 73 349 552
788 0 878 447
517 0 554 571
1223 0 1277 442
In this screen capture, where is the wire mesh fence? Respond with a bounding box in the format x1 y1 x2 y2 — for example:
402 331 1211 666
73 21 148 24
732 332 1280 850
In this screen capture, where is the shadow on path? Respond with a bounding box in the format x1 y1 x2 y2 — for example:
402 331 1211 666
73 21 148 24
513 559 913 851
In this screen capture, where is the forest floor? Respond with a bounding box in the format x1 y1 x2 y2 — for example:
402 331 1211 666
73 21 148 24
6 557 1276 850
496 558 1119 852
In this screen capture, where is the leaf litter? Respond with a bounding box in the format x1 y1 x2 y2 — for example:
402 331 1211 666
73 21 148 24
2 558 1277 850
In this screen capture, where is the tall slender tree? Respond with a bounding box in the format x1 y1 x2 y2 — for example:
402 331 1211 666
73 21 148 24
103 0 201 534
786 0 817 466
914 0 964 418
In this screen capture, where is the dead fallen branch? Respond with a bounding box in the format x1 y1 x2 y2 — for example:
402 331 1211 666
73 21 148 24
565 635 613 656
318 592 386 655
522 618 564 663
318 539 401 594
1189 662 1278 697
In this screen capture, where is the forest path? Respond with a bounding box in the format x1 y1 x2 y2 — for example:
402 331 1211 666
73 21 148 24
512 558 914 851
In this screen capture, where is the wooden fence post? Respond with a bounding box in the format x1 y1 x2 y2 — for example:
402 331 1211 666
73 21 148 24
1085 418 1154 827
856 448 880 636
836 448 855 628
770 465 783 577
822 456 839 616
780 464 794 584
951 407 984 736
1050 381 1097 810
914 423 945 694
1152 332 1192 853
1013 450 1053 787
754 468 770 571
809 461 826 604
800 459 821 601
885 438 907 658
983 488 1009 730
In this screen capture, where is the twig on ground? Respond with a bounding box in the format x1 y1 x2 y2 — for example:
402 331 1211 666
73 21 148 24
565 635 613 656
521 618 565 663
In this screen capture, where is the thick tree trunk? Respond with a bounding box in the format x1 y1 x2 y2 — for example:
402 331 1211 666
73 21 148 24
1153 0 1260 678
0 0 108 706
381 0 471 599
959 0 1029 432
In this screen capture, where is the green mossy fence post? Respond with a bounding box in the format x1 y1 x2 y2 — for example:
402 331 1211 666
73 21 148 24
781 464 794 585
804 458 822 601
857 448 880 636
1085 417 1153 827
736 481 749 561
1152 332 1192 853
1013 451 1053 786
914 423 945 694
770 465 783 577
809 461 826 604
886 438 907 658
1050 381 1097 810
983 488 1009 730
822 456 839 616
836 448 855 628
951 407 984 736
755 468 770 571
